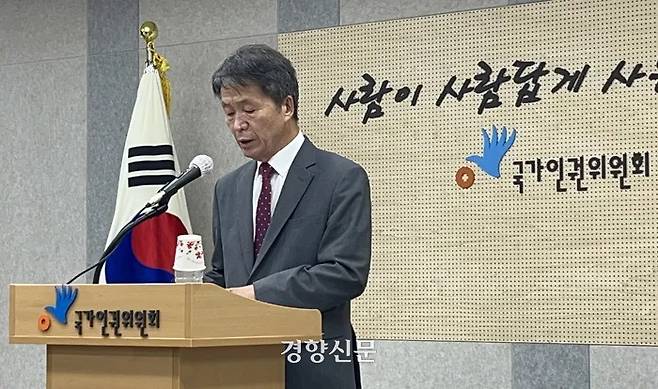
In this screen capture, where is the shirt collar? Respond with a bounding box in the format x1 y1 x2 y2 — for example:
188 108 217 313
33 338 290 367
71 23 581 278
257 130 305 179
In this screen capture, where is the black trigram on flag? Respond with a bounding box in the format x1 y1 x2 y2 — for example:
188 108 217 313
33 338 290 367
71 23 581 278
127 145 176 187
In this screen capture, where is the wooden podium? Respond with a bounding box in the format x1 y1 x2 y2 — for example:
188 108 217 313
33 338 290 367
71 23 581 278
9 283 321 389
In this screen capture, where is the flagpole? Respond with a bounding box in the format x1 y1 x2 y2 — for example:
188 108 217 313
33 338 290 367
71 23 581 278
139 21 172 116
140 21 158 66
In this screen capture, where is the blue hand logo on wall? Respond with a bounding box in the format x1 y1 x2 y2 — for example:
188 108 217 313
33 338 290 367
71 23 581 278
45 285 78 325
466 125 517 178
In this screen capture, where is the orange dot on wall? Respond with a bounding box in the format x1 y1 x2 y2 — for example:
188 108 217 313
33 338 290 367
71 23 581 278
456 166 475 189
38 314 51 332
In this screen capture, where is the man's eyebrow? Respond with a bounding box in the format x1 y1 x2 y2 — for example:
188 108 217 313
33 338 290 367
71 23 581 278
221 96 255 106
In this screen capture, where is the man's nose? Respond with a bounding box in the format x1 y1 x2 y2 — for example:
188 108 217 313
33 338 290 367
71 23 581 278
232 115 247 131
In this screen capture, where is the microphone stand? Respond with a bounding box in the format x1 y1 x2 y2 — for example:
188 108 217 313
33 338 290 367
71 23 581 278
66 202 169 285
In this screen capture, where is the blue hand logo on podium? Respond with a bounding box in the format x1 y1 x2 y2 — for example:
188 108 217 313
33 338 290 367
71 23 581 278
466 125 517 178
45 285 78 325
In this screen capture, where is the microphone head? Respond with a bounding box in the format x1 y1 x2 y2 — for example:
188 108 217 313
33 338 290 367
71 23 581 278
189 155 214 176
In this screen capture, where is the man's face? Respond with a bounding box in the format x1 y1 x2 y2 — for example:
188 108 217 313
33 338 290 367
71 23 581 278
220 84 295 162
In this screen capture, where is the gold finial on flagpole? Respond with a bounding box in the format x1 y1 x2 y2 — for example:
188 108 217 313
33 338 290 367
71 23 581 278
139 21 172 116
140 21 158 65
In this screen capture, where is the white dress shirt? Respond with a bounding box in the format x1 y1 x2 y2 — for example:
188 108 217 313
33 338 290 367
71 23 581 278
252 130 305 238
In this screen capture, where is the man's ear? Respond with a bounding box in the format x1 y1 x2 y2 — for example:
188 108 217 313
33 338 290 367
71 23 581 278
281 96 295 121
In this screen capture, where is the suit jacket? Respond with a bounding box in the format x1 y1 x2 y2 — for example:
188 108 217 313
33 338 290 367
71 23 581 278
205 138 371 389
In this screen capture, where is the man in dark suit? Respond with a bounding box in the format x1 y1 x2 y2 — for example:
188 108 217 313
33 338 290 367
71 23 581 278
204 44 371 389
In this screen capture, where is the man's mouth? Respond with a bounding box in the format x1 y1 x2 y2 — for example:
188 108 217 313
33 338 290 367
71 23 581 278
238 139 254 146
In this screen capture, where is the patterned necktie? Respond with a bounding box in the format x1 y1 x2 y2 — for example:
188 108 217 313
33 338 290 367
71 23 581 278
254 162 275 257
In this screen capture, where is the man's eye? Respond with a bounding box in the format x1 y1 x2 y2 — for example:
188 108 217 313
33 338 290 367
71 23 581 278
225 111 235 117
244 108 255 114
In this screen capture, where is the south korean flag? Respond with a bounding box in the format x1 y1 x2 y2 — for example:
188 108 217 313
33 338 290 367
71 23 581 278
99 65 191 283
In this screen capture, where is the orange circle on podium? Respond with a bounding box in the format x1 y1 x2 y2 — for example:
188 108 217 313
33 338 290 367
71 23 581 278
38 314 51 332
456 166 475 189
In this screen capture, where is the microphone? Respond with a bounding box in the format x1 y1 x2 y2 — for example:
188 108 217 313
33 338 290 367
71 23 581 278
147 155 214 206
67 156 214 284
